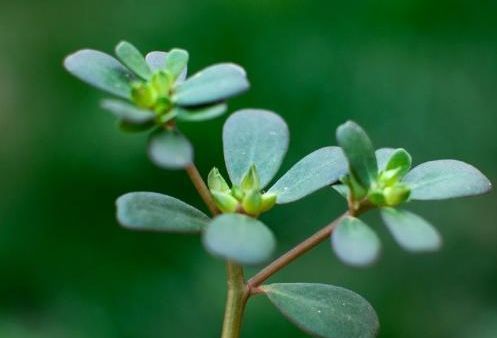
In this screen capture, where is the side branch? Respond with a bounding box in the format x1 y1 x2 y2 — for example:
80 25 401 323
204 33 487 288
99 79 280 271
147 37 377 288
247 212 349 290
185 163 219 215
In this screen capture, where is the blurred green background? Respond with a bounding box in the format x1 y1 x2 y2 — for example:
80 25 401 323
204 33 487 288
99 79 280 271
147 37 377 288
1 0 496 337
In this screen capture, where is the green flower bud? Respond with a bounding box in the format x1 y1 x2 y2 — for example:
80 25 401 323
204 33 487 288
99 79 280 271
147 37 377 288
211 190 239 213
131 82 158 108
383 184 411 206
379 168 402 187
368 189 386 206
231 185 245 201
260 192 277 213
242 190 262 216
154 97 172 114
240 165 260 192
150 71 172 96
208 167 230 193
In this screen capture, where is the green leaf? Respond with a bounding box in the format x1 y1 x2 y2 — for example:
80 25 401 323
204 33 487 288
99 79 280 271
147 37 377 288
202 214 275 265
116 192 210 233
385 148 411 177
64 49 134 98
165 48 189 79
223 109 289 188
148 130 193 169
101 99 155 124
402 160 492 200
336 121 378 188
262 283 379 338
381 208 441 252
268 147 348 204
115 41 153 80
173 63 249 106
174 103 227 122
375 148 395 171
145 51 167 71
332 216 381 267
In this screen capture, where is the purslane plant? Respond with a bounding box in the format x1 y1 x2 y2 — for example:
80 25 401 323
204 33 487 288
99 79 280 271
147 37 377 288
64 42 492 338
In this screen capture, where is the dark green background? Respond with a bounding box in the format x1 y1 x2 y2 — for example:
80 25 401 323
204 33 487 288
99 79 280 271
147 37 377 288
1 0 496 337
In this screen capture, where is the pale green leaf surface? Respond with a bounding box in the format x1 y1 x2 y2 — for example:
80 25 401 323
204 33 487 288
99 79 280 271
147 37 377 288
101 99 155 124
64 49 134 98
116 192 210 233
173 63 249 106
148 130 193 169
268 147 348 203
145 51 167 71
375 148 395 171
223 109 289 188
332 216 381 267
174 103 227 122
115 41 152 80
262 283 379 338
165 49 189 79
403 160 492 200
381 208 441 252
202 214 275 265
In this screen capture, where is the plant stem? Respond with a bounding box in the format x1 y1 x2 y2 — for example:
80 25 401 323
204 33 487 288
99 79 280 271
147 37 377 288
221 262 249 338
247 212 349 290
185 163 219 215
184 162 247 338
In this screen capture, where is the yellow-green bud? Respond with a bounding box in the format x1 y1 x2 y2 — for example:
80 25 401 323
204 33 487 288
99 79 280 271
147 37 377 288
260 192 277 213
131 82 158 108
150 71 172 95
208 167 230 193
242 190 262 216
231 185 244 201
240 165 260 192
368 189 386 206
383 184 411 206
211 191 238 213
379 168 402 187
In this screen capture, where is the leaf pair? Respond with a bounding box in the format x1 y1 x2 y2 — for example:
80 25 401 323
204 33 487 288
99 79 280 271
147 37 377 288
332 122 491 266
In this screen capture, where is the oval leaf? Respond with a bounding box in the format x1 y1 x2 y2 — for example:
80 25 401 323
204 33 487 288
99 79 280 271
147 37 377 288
148 130 193 169
223 109 289 188
64 49 134 98
116 192 210 233
402 160 492 200
173 63 249 106
115 41 152 80
268 147 348 204
145 51 167 71
381 208 441 252
174 103 227 122
101 99 155 124
262 283 379 338
165 48 189 79
336 121 378 188
202 214 275 265
332 216 381 267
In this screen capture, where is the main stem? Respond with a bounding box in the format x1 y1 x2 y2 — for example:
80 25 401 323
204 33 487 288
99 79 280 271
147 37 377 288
221 262 249 338
184 163 248 338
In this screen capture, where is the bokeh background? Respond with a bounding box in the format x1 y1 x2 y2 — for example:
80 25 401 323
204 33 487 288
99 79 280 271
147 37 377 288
1 0 496 337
